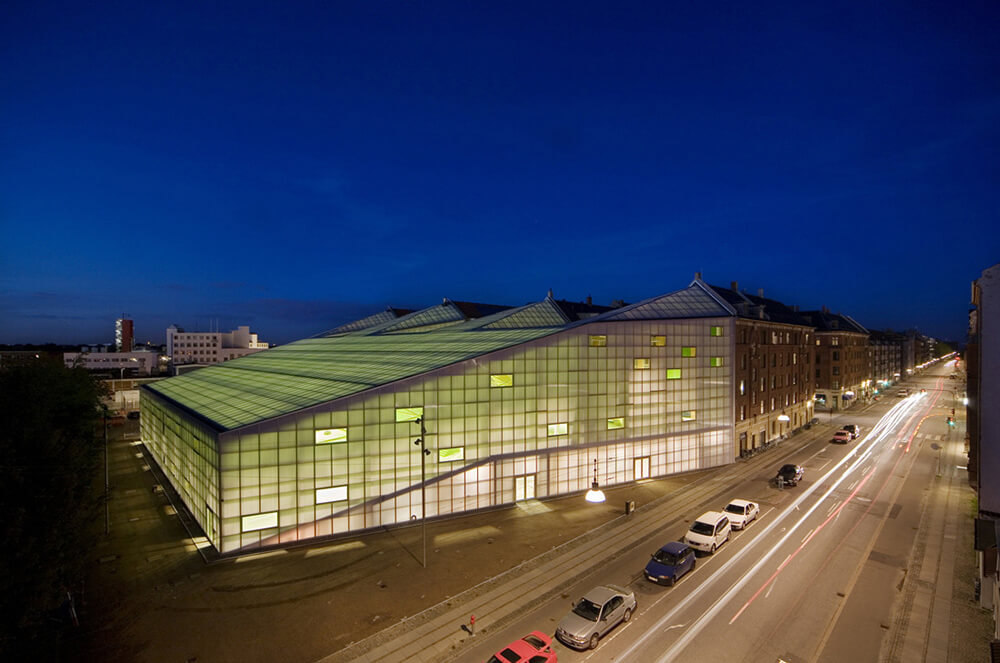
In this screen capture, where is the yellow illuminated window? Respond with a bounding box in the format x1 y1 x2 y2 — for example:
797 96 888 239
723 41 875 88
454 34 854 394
315 428 347 444
710 357 723 367
241 512 278 532
438 446 465 462
315 485 348 504
650 335 666 347
682 347 696 358
633 358 650 369
666 369 681 380
681 410 697 421
589 335 607 347
395 407 423 422
607 417 625 430
710 326 723 337
547 423 568 436
490 374 513 388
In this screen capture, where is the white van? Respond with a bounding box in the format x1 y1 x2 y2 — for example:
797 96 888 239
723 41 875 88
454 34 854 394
684 511 731 553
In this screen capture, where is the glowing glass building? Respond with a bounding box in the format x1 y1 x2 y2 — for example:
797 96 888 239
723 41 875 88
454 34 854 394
141 280 738 554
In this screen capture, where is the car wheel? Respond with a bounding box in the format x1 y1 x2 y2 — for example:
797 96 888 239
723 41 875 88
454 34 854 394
710 543 716 553
589 633 600 650
667 575 675 587
623 608 632 623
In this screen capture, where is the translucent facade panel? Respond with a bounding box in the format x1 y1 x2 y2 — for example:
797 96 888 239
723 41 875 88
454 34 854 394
711 357 723 367
650 335 666 347
633 358 650 369
315 428 347 444
682 410 697 421
607 417 625 430
241 512 278 532
589 335 607 347
395 407 423 422
490 374 513 387
547 423 568 436
710 326 724 336
316 486 348 504
438 446 465 462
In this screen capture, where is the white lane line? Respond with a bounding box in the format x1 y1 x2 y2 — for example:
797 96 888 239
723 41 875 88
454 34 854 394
801 529 815 544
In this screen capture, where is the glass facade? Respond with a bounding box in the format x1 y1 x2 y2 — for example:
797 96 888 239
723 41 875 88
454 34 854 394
142 317 733 554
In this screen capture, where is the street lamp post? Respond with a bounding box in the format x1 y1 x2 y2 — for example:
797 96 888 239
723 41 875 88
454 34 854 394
412 417 430 568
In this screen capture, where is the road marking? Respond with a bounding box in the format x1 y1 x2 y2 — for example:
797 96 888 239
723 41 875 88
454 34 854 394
816 460 832 472
801 529 815 544
826 501 842 516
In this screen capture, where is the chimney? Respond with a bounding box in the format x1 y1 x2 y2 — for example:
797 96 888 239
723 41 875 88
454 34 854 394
757 288 764 297
586 295 592 305
731 281 738 291
822 305 829 314
547 288 553 299
695 272 702 280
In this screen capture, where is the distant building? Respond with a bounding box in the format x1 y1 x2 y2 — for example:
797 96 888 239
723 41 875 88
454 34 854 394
800 308 871 411
116 318 134 352
63 349 161 377
166 325 270 367
868 329 905 390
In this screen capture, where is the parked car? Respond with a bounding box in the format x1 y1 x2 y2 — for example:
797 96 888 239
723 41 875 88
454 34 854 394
723 499 759 530
556 585 637 650
831 430 852 444
896 389 908 397
644 541 696 585
842 424 860 439
776 464 804 486
488 631 558 663
684 511 731 553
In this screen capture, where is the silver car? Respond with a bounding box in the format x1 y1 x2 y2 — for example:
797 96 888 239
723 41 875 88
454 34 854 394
556 584 637 650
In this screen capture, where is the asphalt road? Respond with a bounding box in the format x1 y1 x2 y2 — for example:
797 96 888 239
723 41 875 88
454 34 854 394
465 367 959 663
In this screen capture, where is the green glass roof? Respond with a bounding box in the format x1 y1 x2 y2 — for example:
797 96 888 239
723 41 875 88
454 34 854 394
144 326 561 431
596 282 733 321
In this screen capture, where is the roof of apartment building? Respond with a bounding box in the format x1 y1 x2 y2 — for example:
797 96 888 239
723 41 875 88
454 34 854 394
706 281 812 327
799 308 869 335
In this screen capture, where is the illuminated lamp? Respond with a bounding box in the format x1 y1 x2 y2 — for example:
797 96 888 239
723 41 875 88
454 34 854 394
585 459 605 503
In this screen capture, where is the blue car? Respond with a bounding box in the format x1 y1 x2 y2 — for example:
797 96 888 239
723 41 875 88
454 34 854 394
644 541 696 586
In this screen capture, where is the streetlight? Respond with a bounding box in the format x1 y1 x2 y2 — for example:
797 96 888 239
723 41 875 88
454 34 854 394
412 416 431 568
585 459 605 503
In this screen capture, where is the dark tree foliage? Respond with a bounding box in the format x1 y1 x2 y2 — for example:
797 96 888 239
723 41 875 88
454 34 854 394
0 361 105 655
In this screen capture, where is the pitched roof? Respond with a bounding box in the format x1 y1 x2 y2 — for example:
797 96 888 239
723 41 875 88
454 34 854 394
799 310 869 334
594 281 733 321
706 283 811 327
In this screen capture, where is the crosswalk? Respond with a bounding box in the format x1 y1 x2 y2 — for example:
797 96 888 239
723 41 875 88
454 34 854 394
915 433 947 441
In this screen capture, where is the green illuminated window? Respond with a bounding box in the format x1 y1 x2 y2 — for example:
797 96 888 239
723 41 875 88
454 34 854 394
241 512 278 532
438 446 465 462
650 335 666 347
589 335 607 347
682 347 696 358
315 428 347 444
666 369 681 380
607 417 625 430
315 485 348 504
634 358 650 369
710 357 723 367
547 422 568 436
395 406 423 422
710 326 723 337
490 374 513 388
681 410 697 421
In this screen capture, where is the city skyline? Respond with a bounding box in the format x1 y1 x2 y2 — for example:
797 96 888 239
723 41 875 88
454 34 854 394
2 2 998 345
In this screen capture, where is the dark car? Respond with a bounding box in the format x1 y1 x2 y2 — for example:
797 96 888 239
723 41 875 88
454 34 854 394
842 424 860 439
776 464 804 486
644 541 696 586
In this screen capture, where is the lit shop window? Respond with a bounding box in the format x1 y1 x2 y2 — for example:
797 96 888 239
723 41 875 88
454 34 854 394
666 369 681 380
315 428 347 445
650 335 666 347
682 347 697 358
710 326 723 337
395 407 423 422
315 485 348 504
241 512 278 532
607 417 625 430
710 357 723 367
681 410 697 422
490 374 513 388
633 358 650 369
589 335 607 347
438 446 465 462
547 423 568 436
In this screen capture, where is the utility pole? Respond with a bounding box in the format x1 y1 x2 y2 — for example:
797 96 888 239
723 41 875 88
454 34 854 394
413 417 430 568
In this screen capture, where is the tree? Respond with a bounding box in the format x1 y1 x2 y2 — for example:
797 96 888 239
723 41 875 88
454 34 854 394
0 360 106 657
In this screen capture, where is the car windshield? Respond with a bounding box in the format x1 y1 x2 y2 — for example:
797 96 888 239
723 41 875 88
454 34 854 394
522 635 545 649
572 598 602 621
652 549 679 565
690 521 715 535
724 504 744 515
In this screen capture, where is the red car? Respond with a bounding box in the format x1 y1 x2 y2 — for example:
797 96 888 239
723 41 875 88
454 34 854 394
487 631 558 663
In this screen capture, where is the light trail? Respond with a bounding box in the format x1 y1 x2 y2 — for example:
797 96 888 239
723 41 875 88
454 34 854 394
615 393 934 663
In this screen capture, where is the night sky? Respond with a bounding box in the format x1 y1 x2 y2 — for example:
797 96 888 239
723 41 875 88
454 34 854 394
2 2 997 346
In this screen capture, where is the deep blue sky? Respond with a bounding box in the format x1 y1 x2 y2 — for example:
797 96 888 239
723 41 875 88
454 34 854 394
2 2 997 345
